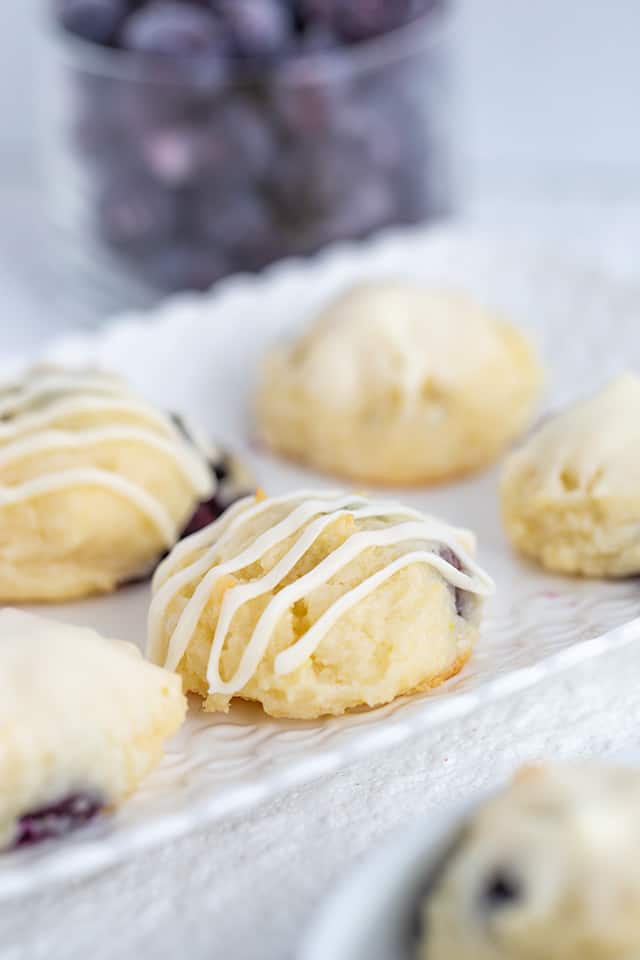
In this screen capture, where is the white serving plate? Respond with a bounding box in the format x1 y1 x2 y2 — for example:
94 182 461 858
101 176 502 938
2 224 640 899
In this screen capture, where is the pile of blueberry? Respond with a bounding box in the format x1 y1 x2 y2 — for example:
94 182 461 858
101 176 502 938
55 0 449 292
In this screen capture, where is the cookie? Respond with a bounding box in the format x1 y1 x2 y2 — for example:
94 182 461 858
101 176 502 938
420 764 640 960
256 282 542 485
148 489 494 719
501 374 640 576
0 365 217 601
0 609 185 850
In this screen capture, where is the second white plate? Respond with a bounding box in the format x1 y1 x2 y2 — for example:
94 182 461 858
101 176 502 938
300 749 640 960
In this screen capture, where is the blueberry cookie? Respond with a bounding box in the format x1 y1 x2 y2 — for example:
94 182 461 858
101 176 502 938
256 282 543 485
0 609 185 850
148 489 494 719
501 374 640 576
420 764 640 960
0 366 252 601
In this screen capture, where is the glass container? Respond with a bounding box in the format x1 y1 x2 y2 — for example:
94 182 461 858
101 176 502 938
40 5 454 297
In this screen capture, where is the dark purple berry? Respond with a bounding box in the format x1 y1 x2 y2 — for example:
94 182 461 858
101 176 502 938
296 0 338 26
194 189 273 259
270 73 345 138
479 868 523 910
438 546 467 618
218 101 276 180
140 123 228 186
56 0 127 44
268 140 360 221
122 2 228 59
140 242 231 291
297 0 412 42
298 23 340 53
335 0 412 42
141 126 201 186
97 173 179 250
331 102 402 171
216 0 293 60
181 500 221 537
323 174 395 238
181 484 254 537
13 793 103 848
438 546 463 573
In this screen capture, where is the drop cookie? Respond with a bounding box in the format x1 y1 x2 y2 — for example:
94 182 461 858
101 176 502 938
148 489 494 719
256 282 542 485
420 764 640 960
501 374 640 576
0 610 185 850
0 365 243 601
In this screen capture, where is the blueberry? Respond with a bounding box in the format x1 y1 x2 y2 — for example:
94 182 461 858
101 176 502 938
334 0 412 42
270 71 346 138
268 141 356 221
298 23 340 53
295 0 338 26
193 189 274 267
141 126 201 186
56 0 127 44
331 102 402 171
140 123 228 186
122 2 228 59
181 482 254 537
215 0 293 60
211 100 276 180
145 102 274 192
297 0 412 42
181 500 222 537
97 172 179 250
13 793 103 848
140 242 231 291
437 545 468 618
438 546 463 573
479 868 523 911
318 173 395 239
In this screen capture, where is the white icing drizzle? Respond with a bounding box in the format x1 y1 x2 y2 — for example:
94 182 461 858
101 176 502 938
0 469 176 543
0 367 215 545
0 395 176 440
0 369 127 418
151 488 340 592
0 427 212 493
148 491 495 696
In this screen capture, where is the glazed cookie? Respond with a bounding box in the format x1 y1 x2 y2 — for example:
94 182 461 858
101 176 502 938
148 489 494 719
420 764 640 960
256 282 542 485
0 609 185 850
0 366 234 602
501 374 640 576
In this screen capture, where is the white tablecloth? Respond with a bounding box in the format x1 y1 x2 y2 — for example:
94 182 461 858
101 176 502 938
2 178 640 959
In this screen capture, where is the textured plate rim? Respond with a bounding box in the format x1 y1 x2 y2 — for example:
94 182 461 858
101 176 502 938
2 223 639 900
2 619 638 900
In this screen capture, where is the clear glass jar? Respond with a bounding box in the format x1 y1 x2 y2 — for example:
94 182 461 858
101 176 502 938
40 6 454 298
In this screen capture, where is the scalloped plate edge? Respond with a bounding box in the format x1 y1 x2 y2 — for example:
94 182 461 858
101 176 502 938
0 615 638 901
